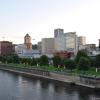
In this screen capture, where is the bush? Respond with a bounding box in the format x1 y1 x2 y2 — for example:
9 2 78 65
78 57 90 70
75 50 89 64
64 59 76 70
31 58 37 66
40 55 49 66
52 56 62 67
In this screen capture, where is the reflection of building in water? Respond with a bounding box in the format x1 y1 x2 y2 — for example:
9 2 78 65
24 33 32 50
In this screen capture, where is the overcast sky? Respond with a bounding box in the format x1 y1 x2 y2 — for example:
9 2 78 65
0 0 100 45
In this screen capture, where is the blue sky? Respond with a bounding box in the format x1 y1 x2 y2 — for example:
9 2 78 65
0 0 100 45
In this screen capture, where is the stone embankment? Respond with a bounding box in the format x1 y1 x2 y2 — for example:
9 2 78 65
0 64 100 90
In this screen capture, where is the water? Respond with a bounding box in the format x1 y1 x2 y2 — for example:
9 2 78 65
0 70 100 100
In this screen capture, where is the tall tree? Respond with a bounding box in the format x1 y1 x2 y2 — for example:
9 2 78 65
75 50 89 64
78 57 90 70
64 59 76 70
52 56 62 67
40 55 49 66
31 58 37 66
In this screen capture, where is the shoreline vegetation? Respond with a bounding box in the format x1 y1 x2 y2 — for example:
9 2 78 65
0 63 100 91
0 50 100 90
1 62 100 77
0 51 100 77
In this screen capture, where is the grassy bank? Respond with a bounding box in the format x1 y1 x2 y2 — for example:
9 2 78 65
1 63 100 77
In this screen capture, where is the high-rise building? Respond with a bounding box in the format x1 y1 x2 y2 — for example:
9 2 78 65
78 36 86 46
0 41 13 55
54 28 64 37
64 32 78 55
54 29 78 55
24 34 32 50
55 36 66 51
42 38 55 54
54 28 66 51
38 41 42 53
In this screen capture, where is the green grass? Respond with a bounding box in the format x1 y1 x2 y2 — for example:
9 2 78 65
1 63 100 76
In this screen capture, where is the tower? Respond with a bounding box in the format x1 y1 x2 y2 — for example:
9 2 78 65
24 33 32 50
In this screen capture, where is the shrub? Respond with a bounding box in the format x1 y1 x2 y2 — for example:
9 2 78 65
78 57 90 70
64 59 76 70
40 55 49 66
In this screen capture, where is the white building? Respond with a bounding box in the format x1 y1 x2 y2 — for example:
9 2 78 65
54 28 66 51
15 44 41 58
64 32 78 55
15 34 41 58
54 29 78 55
15 44 27 55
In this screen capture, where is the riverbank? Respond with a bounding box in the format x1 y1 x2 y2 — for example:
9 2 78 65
0 64 100 90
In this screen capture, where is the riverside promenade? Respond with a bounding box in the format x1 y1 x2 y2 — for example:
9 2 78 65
0 64 100 90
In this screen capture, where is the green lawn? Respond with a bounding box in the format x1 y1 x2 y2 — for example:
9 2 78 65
1 63 100 76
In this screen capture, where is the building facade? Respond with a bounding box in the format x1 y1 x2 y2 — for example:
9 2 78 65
38 42 42 53
55 36 66 51
54 51 74 59
24 34 32 50
54 29 78 55
0 41 13 55
78 36 86 46
64 32 78 55
54 28 64 38
42 38 55 55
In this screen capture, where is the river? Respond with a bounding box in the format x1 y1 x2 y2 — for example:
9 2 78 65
0 70 100 100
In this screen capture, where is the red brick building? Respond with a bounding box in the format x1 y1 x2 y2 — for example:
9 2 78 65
0 41 13 55
54 51 74 59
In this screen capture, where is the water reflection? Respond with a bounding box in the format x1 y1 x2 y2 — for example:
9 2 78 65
0 70 100 100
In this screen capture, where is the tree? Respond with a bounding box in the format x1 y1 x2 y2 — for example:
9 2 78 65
6 56 13 63
52 56 62 67
40 55 49 66
78 57 90 70
64 59 76 70
12 54 19 63
90 57 96 67
31 58 37 66
26 58 32 65
20 58 28 65
75 50 89 64
0 55 7 63
95 54 100 68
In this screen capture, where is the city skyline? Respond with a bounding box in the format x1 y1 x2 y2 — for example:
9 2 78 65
0 0 100 45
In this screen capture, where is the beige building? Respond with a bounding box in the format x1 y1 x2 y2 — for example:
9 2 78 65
24 34 32 50
85 44 96 50
42 38 55 54
64 32 78 55
78 36 86 46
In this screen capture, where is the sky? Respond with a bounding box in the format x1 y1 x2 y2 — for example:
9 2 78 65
0 0 100 45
